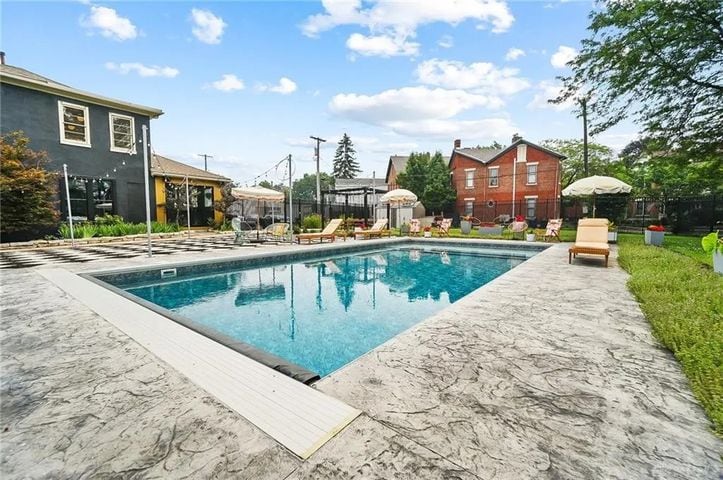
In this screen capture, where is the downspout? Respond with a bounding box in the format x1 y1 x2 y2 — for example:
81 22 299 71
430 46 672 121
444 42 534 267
511 157 517 218
554 159 560 218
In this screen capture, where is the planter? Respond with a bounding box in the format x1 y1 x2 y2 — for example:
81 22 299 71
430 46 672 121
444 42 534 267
608 231 618 243
460 220 472 235
526 233 536 242
714 250 723 275
423 231 432 238
644 230 665 246
478 226 504 236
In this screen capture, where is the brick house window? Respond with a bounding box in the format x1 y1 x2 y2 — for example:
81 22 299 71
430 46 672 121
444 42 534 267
525 197 537 218
527 163 538 185
109 113 136 153
465 169 475 189
488 167 499 187
58 101 90 147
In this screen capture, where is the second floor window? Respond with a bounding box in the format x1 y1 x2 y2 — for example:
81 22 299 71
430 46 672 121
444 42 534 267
58 101 90 147
489 167 499 187
109 113 136 153
527 163 538 185
465 170 475 188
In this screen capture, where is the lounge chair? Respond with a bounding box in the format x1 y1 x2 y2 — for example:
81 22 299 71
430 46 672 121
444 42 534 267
569 218 610 267
437 218 452 237
297 218 343 244
409 219 421 236
356 219 390 239
544 219 562 242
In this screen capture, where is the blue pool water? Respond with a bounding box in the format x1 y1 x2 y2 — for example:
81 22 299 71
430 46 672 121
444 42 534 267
122 245 534 376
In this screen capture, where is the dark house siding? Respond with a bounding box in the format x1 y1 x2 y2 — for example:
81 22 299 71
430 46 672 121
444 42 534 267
0 83 156 222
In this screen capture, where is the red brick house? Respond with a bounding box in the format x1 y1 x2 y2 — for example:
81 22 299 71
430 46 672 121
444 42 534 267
449 138 566 222
384 155 409 191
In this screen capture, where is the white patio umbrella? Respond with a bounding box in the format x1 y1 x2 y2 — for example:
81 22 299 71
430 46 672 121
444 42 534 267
380 189 418 230
231 186 285 239
562 175 632 217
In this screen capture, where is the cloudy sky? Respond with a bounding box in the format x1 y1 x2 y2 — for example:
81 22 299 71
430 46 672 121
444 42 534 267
2 0 637 183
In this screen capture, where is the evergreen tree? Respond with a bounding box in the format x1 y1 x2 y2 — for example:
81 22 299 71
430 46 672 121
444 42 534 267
395 152 430 198
332 133 360 179
422 152 456 213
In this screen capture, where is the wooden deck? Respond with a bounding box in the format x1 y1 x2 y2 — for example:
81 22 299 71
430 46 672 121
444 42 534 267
39 268 361 459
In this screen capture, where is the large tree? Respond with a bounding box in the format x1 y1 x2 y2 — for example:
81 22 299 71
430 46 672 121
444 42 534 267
395 152 430 198
292 172 334 201
0 131 59 236
332 133 361 179
541 139 615 189
556 0 723 155
422 153 456 213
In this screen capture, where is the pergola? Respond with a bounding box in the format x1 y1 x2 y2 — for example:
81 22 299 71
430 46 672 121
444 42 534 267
320 186 387 226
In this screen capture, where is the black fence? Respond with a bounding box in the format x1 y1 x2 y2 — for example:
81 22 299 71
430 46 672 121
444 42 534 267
231 198 375 229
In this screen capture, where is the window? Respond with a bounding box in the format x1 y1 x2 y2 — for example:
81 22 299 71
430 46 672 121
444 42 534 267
465 169 475 189
58 101 90 147
464 199 474 217
63 177 114 221
488 167 499 187
109 113 136 153
525 197 537 219
527 163 538 185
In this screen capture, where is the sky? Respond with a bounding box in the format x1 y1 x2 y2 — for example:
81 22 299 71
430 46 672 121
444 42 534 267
1 0 639 184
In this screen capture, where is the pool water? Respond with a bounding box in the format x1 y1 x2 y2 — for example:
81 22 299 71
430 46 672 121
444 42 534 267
123 245 533 377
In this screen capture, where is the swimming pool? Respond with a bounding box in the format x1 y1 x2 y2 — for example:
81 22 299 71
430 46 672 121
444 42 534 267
99 242 542 379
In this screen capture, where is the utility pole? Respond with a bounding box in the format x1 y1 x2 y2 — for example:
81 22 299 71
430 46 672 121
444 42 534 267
581 97 589 176
310 136 326 207
197 153 213 171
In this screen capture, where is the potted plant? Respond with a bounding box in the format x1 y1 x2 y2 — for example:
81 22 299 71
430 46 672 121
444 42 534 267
525 228 536 242
460 216 473 235
423 226 432 238
608 221 618 243
701 231 723 274
644 224 665 246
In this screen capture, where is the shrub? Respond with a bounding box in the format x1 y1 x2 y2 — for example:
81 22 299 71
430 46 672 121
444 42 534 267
94 214 125 225
302 214 322 230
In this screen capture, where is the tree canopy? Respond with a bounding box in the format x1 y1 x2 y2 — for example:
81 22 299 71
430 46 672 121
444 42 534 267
396 151 456 213
541 139 615 189
0 131 59 235
332 133 361 179
555 0 723 155
292 172 334 201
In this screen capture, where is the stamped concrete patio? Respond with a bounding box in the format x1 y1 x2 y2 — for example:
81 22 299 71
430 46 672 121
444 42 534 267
1 238 720 479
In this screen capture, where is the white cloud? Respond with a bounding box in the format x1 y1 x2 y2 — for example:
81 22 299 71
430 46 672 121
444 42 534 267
257 77 298 95
302 0 514 57
415 59 530 95
386 118 518 139
438 35 454 49
191 8 226 44
505 47 525 61
550 45 577 68
81 6 137 41
528 80 573 111
105 62 179 78
211 74 245 92
346 33 419 57
595 132 639 150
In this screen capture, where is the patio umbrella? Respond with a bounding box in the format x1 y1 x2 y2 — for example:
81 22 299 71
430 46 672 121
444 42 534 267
231 186 285 239
380 189 418 230
562 175 631 217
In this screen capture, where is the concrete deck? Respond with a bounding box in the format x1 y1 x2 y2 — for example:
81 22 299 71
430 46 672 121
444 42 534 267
1 238 720 479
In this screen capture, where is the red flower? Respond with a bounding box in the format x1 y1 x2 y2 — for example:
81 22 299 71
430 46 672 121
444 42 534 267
647 225 665 232
515 215 525 222
423 226 432 232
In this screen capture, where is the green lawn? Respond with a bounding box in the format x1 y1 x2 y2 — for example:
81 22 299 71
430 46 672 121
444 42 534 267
661 234 713 266
617 234 723 437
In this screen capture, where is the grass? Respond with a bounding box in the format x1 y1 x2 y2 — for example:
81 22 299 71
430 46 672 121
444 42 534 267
662 234 713 266
617 234 723 436
58 221 180 239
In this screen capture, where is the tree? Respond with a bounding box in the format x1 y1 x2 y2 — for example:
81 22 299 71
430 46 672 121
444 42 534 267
395 152 431 198
332 133 360 179
0 131 59 235
541 139 615 189
258 180 286 191
421 153 456 213
555 0 723 155
292 173 334 201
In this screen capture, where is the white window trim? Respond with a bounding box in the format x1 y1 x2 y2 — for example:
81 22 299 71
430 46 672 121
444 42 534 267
464 168 475 189
109 113 136 154
524 195 538 199
58 101 91 148
488 166 499 188
463 197 475 201
526 162 538 186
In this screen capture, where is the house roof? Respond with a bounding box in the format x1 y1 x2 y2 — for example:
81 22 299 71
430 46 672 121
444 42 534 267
335 177 387 187
0 63 164 118
151 154 232 183
385 154 450 183
450 139 566 167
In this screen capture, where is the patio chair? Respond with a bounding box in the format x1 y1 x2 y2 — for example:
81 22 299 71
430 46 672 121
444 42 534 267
437 218 452 237
569 218 610 267
543 219 563 242
264 222 289 242
357 218 390 239
297 218 343 244
507 220 528 240
409 219 421 236
231 217 253 244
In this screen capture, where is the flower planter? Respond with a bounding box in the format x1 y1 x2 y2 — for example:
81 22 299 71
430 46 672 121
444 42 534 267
608 231 618 243
423 231 432 238
713 250 723 275
644 230 665 246
460 220 472 235
478 226 504 236
525 233 536 242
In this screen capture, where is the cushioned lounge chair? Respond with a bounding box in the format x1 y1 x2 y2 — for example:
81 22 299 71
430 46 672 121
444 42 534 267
297 218 343 244
357 218 390 239
569 218 610 267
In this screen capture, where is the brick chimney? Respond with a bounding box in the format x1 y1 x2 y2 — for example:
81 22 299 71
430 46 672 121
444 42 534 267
0 52 5 65
453 138 461 149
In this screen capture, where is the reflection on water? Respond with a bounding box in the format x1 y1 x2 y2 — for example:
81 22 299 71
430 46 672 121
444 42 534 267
126 246 527 376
